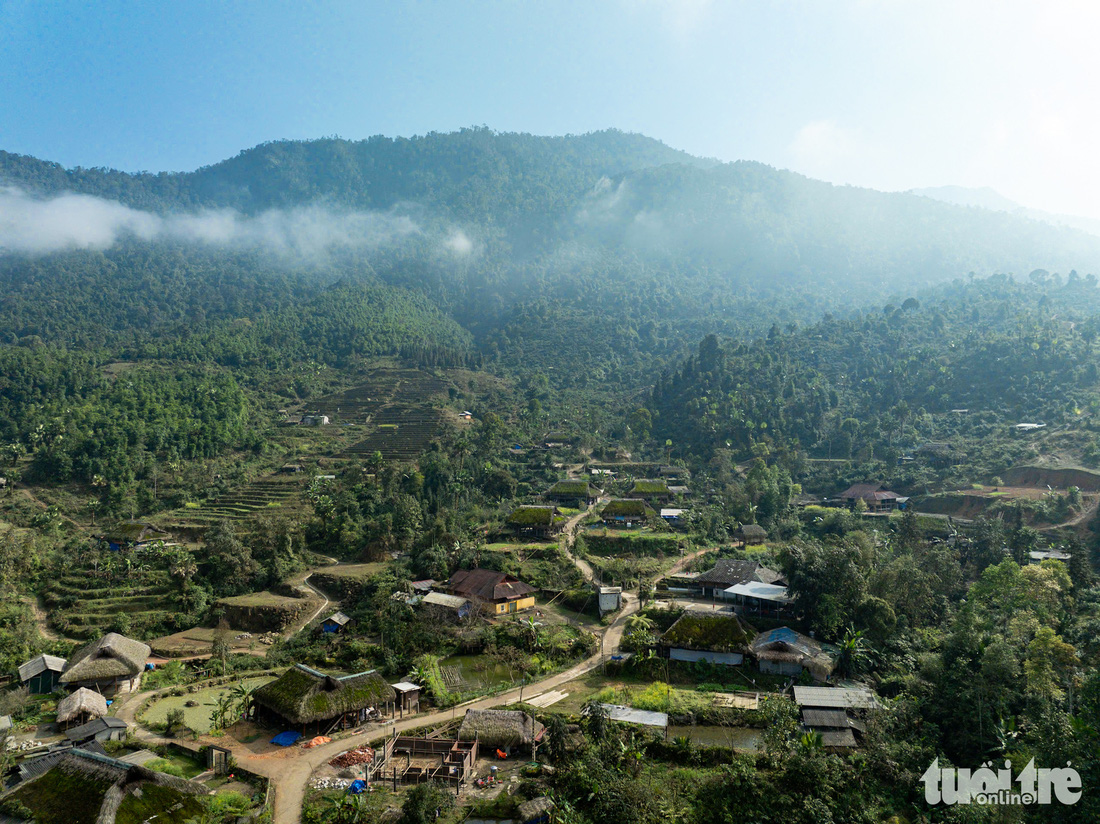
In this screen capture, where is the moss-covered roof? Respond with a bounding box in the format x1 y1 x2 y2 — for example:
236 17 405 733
548 479 598 496
630 479 671 495
252 664 396 725
660 611 755 653
601 499 650 517
507 505 561 526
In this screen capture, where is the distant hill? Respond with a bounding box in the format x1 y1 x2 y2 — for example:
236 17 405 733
6 128 1100 380
912 184 1100 239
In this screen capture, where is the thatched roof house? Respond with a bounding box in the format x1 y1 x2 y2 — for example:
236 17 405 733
57 687 109 726
737 523 768 545
60 633 151 695
599 498 651 526
507 505 564 537
458 709 545 752
3 748 206 822
253 664 396 733
627 479 672 502
546 479 601 504
658 611 755 666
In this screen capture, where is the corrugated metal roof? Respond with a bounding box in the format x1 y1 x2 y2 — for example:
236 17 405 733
422 592 470 609
802 709 851 728
724 581 793 603
18 654 67 682
818 728 858 748
598 703 668 728
793 686 879 710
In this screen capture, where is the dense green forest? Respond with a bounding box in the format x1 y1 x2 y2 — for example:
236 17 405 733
651 273 1100 488
6 128 1100 387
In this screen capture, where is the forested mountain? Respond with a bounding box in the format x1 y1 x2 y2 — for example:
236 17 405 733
7 128 1100 389
651 273 1100 483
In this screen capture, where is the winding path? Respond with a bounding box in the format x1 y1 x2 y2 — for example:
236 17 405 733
114 528 709 822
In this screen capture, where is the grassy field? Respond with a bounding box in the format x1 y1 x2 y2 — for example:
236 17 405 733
141 676 275 734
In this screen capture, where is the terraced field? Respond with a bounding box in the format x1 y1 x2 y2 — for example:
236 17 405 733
341 404 447 462
309 367 455 463
168 476 307 529
43 568 180 641
310 368 452 423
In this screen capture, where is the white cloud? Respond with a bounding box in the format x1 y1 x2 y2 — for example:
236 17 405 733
0 187 424 258
442 228 473 256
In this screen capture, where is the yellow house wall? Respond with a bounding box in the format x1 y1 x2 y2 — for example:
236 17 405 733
494 596 536 614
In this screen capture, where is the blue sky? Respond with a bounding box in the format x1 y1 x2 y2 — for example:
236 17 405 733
3 1 1100 217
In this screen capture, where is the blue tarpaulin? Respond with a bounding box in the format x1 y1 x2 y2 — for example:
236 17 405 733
347 780 367 795
271 731 302 747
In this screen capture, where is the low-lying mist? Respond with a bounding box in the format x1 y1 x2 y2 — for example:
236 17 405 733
0 186 476 261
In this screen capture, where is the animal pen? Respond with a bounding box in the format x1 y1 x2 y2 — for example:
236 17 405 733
372 733 480 790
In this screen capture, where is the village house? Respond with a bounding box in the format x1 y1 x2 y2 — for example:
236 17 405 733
97 521 170 551
545 479 601 506
793 685 880 752
547 479 607 503
596 584 622 617
749 627 835 681
600 498 651 527
301 414 331 426
626 479 672 504
834 483 905 512
18 653 67 694
691 558 786 599
506 504 565 538
59 633 151 696
445 568 537 615
6 748 206 821
724 580 794 618
320 611 351 634
657 611 755 666
660 507 685 525
252 664 396 735
458 709 545 757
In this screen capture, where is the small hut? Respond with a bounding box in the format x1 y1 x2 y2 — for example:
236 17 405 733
458 709 544 755
391 681 421 717
320 612 351 634
59 633 151 695
18 654 67 694
98 521 170 551
737 523 768 546
252 664 396 735
56 687 109 728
